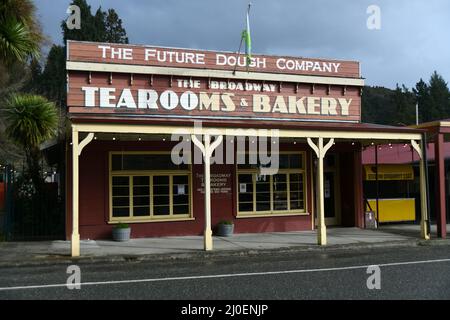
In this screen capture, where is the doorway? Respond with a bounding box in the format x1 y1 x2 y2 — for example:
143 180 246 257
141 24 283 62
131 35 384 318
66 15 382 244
324 154 341 226
314 153 342 227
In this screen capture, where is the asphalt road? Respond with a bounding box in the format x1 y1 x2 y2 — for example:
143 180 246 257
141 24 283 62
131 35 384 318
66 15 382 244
0 244 449 300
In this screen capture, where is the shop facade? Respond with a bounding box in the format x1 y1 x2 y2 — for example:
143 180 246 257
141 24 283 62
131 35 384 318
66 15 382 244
66 41 430 256
361 121 449 238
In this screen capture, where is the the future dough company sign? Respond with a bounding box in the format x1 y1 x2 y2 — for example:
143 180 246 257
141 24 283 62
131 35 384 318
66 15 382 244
67 41 362 122
67 41 360 77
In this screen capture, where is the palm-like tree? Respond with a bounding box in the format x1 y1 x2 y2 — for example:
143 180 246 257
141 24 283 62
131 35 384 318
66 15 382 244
3 94 58 190
0 0 42 64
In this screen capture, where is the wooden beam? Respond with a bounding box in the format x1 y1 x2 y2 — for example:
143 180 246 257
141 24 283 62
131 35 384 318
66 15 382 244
191 134 223 251
435 133 447 238
308 137 334 245
71 127 80 257
411 139 430 240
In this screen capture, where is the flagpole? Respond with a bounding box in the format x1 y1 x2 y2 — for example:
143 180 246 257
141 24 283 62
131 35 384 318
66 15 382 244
233 3 252 76
232 37 243 76
246 3 251 73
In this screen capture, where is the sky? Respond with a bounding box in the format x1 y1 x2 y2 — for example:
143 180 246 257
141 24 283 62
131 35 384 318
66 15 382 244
34 0 450 89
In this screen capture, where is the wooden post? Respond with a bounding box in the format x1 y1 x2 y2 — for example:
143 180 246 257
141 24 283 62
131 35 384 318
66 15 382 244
192 133 223 251
307 137 334 245
71 130 95 257
317 139 326 244
71 128 80 257
411 139 430 240
435 133 447 238
203 134 213 250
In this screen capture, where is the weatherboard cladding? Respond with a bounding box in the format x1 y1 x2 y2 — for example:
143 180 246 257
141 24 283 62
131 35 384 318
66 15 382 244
67 40 361 78
66 41 362 123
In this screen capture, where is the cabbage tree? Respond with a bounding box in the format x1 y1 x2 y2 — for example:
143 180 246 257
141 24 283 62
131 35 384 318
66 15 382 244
3 94 58 190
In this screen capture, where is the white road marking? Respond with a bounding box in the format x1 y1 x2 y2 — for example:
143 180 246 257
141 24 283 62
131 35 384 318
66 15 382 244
1 258 450 291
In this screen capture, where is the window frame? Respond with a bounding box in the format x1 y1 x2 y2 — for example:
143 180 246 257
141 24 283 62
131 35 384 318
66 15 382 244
236 151 308 217
109 151 193 223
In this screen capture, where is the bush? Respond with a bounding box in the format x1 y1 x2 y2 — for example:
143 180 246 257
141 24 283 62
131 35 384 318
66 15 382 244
114 223 129 229
218 220 233 225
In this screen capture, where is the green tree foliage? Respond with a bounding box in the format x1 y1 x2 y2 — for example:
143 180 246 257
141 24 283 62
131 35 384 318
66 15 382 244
0 0 46 165
428 71 450 120
362 86 396 125
363 72 450 126
412 72 450 123
3 94 58 189
413 79 431 123
39 45 66 106
62 0 128 44
22 57 42 93
31 0 129 111
1 0 130 196
0 0 44 91
0 0 43 65
62 0 105 43
393 84 416 125
104 9 129 44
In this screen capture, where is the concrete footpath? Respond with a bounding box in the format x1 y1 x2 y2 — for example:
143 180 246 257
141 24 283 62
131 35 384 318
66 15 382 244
0 226 449 267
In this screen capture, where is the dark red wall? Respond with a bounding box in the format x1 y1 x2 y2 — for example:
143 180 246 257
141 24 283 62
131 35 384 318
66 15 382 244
336 145 364 227
340 152 357 227
66 141 314 240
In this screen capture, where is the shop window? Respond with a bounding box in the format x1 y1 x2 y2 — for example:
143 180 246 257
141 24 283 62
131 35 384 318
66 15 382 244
153 175 170 216
110 153 191 221
255 174 270 211
112 154 188 171
238 174 253 212
273 174 288 210
172 175 190 215
237 153 304 170
289 173 305 210
133 176 150 217
112 176 130 217
237 152 307 216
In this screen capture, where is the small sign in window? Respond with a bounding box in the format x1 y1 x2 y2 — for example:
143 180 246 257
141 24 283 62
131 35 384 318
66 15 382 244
177 184 186 195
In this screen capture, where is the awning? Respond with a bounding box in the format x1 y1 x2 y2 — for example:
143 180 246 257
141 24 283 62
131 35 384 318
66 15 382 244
364 164 414 181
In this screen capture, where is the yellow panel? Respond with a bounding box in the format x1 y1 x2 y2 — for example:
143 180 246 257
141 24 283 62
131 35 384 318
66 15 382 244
364 165 414 181
366 199 416 222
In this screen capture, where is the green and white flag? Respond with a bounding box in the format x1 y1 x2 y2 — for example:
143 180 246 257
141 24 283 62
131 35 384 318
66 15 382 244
241 4 252 66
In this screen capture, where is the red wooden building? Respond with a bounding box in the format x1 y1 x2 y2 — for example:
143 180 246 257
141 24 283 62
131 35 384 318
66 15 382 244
66 41 429 256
